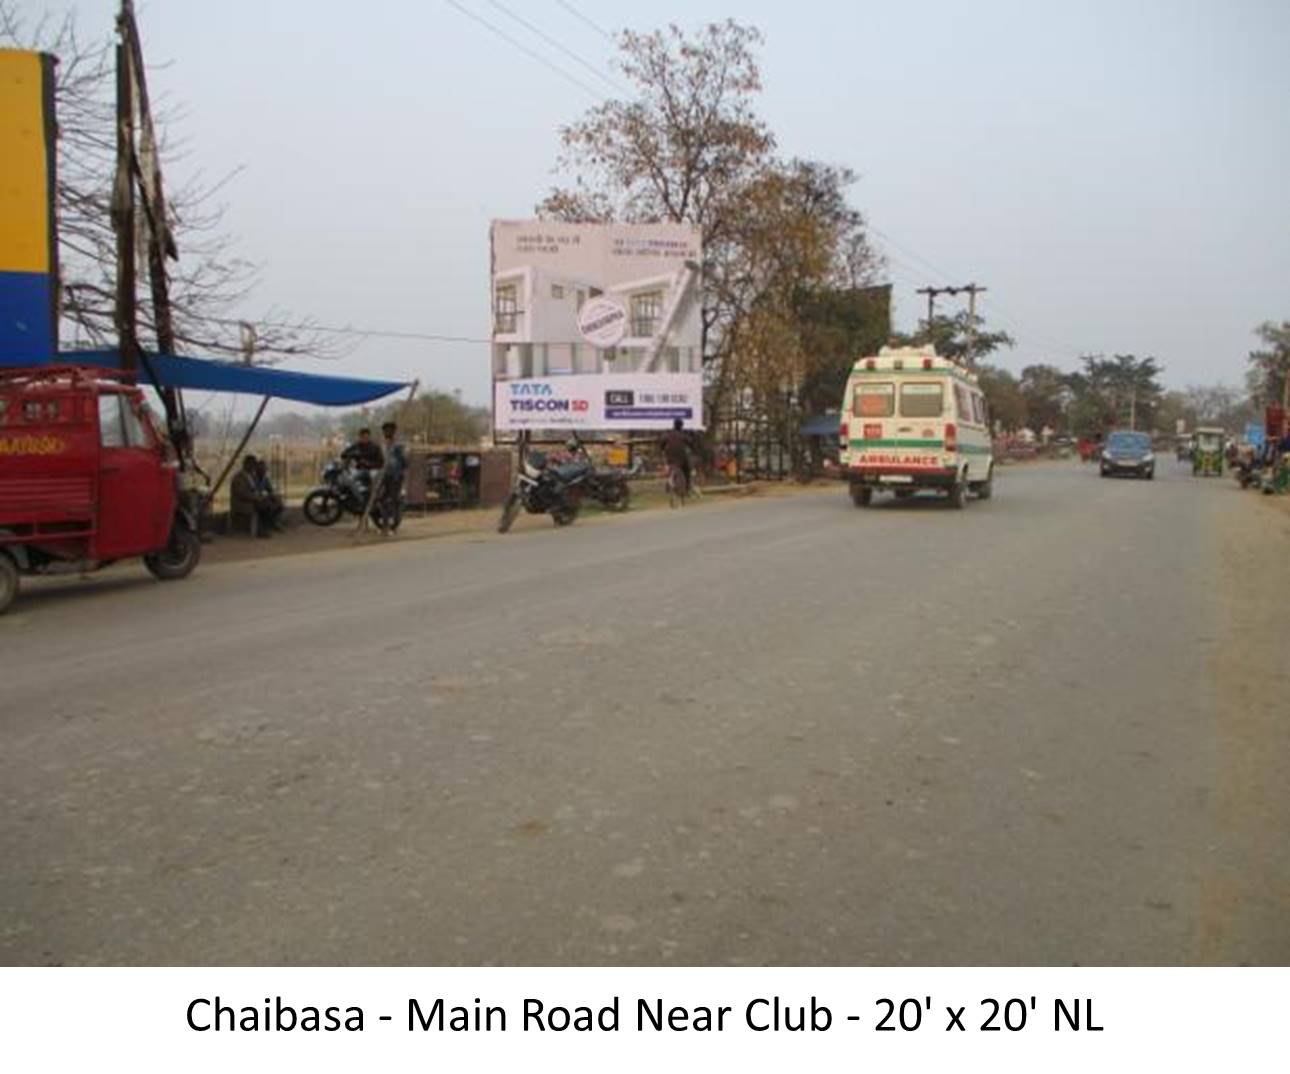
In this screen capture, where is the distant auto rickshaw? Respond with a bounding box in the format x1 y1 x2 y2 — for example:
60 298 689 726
1192 427 1224 477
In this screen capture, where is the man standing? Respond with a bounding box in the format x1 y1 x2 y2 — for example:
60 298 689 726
376 421 407 534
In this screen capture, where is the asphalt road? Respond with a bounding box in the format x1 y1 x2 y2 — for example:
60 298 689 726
2 460 1287 965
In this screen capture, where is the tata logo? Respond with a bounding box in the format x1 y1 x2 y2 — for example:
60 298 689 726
509 383 554 397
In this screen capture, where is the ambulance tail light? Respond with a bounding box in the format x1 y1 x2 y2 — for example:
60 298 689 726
923 358 933 370
944 422 958 453
865 359 876 370
839 420 849 443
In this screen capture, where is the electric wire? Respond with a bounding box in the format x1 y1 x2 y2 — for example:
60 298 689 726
554 0 616 42
210 317 492 345
443 0 604 100
487 0 629 96
288 3 1091 371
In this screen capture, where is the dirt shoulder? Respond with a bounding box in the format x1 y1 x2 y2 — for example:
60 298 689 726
200 478 838 567
1202 485 1290 962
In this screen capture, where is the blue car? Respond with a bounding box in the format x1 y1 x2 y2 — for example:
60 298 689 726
1100 430 1155 479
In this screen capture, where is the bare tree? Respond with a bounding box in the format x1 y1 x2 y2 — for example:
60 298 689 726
539 20 884 468
1 2 338 363
538 21 775 365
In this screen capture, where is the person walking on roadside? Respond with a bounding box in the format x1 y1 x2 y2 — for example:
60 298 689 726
660 417 692 497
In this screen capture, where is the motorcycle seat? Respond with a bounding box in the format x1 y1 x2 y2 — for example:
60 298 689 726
551 462 591 481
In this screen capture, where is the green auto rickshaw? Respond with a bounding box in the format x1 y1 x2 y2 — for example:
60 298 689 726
1192 426 1224 476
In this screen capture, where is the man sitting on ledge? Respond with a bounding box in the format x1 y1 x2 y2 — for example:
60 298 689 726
229 454 274 537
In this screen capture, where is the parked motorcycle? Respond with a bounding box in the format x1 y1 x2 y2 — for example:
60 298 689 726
1228 448 1269 489
1235 457 1264 490
497 449 589 532
303 460 400 530
585 467 631 511
565 439 630 512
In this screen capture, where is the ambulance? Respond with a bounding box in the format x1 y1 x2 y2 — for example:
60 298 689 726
839 345 994 508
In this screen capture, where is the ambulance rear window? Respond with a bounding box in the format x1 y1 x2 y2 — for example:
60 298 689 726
900 382 944 417
854 382 894 417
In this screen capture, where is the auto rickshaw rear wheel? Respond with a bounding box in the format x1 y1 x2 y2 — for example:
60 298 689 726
144 524 201 581
0 552 18 615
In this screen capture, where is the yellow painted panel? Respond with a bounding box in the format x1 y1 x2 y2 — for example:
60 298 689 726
0 49 52 275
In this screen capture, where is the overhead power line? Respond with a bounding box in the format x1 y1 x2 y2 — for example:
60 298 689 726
443 0 604 99
441 5 1090 365
554 0 616 42
214 317 492 345
870 222 1086 358
487 0 629 96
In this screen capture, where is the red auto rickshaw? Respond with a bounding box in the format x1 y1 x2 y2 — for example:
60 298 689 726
0 365 200 613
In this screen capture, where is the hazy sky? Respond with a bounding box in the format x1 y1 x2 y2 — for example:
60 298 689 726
34 0 1290 403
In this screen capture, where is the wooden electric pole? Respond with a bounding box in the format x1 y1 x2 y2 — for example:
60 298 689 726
915 286 952 334
111 41 137 373
962 282 987 369
915 283 988 367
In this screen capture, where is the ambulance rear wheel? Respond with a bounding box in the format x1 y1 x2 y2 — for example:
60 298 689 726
850 484 872 507
0 553 18 615
947 479 966 509
974 466 994 500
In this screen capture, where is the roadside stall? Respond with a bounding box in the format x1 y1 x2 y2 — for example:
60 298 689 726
403 447 513 511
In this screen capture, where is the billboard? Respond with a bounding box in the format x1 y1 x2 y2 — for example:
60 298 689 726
0 50 58 365
494 372 703 432
490 220 704 431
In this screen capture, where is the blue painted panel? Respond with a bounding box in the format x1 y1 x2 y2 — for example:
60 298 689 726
0 269 55 365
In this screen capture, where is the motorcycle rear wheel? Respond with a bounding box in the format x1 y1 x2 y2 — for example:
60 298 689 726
601 481 630 512
303 489 343 526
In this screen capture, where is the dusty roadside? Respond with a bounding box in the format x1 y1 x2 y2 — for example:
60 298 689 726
1202 486 1290 962
201 458 1063 568
200 477 828 566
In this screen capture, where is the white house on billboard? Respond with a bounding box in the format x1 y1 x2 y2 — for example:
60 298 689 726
492 262 702 380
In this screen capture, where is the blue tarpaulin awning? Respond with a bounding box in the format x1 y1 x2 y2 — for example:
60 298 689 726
68 350 410 406
799 413 841 437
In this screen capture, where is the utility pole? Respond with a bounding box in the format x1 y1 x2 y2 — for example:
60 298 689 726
111 41 137 374
915 283 988 366
916 286 956 337
962 282 987 369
